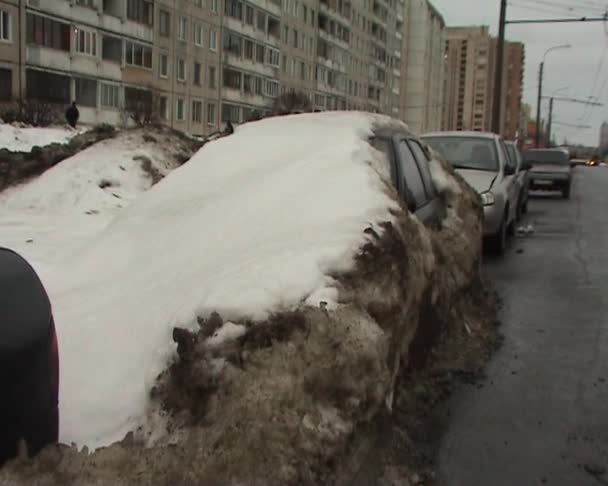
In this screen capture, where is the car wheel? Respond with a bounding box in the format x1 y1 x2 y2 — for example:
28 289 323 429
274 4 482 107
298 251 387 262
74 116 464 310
562 185 571 199
489 217 507 256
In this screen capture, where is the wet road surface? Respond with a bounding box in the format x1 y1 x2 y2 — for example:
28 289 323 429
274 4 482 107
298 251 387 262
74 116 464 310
438 167 608 486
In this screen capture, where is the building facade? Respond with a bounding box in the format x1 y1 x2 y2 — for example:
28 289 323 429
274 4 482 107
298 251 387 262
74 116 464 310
0 0 406 135
400 0 445 134
442 25 524 138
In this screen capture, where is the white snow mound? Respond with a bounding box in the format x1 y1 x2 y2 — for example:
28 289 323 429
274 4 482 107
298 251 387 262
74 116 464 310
48 112 401 449
0 124 84 152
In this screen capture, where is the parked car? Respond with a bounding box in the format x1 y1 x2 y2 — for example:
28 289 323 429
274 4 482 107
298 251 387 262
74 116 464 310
370 128 446 226
505 141 530 220
0 248 59 466
522 149 573 199
421 131 518 254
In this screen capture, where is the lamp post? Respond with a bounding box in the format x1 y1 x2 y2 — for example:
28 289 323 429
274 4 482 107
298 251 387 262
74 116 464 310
535 44 571 147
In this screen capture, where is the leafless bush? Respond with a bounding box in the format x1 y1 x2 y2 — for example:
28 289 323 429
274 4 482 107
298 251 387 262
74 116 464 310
123 87 161 127
0 100 61 127
272 90 312 115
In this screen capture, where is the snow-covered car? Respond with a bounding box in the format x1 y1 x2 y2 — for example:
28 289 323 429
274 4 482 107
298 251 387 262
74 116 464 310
505 141 530 220
0 248 59 466
421 131 518 254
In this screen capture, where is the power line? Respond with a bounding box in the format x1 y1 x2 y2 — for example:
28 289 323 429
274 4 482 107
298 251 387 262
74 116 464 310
518 0 606 15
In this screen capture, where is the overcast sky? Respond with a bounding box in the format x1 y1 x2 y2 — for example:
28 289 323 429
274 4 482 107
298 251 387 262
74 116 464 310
431 0 608 146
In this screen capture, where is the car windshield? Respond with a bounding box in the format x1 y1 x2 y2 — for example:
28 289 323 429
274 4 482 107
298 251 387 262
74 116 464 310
421 136 499 172
505 145 519 166
523 150 569 165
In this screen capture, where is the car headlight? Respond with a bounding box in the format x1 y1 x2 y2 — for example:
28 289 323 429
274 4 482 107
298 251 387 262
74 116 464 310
480 192 495 206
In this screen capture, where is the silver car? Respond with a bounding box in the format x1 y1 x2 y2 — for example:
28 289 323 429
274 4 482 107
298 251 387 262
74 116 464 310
421 131 519 254
505 141 530 220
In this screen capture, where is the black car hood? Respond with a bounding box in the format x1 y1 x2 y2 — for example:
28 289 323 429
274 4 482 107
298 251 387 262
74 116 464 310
0 248 52 355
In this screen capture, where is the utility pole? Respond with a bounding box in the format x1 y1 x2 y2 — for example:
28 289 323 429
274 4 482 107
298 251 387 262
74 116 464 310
546 97 554 148
535 62 544 147
492 0 508 134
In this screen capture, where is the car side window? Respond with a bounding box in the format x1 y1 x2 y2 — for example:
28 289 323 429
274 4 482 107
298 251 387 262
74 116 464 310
396 139 428 208
500 141 516 173
407 140 437 199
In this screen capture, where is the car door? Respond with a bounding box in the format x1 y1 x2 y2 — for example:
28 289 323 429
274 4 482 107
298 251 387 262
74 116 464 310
407 138 446 224
394 137 435 225
499 140 519 224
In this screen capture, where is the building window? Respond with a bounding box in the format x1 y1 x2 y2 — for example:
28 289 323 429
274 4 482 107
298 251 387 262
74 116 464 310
192 100 203 123
127 0 153 26
283 25 288 42
0 68 12 100
0 9 11 42
223 67 241 90
26 14 70 51
178 16 187 41
225 0 243 20
193 62 202 85
210 0 218 13
159 10 170 37
194 0 202 6
176 98 185 121
102 35 122 63
177 57 186 81
222 102 240 123
125 41 152 68
76 0 96 7
244 39 254 59
256 11 266 31
75 77 97 107
266 47 280 67
245 5 254 25
223 30 242 56
292 29 298 48
209 65 217 88
75 28 97 56
194 22 204 46
263 79 279 98
159 96 168 119
159 53 169 78
255 44 265 63
101 83 120 108
26 69 70 103
254 76 262 95
207 102 216 125
210 29 217 50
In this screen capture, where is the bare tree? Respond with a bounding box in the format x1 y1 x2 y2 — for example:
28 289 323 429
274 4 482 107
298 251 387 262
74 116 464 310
123 86 161 126
272 90 312 115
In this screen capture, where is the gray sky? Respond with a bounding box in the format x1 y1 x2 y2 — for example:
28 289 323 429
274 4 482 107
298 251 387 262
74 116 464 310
431 0 608 146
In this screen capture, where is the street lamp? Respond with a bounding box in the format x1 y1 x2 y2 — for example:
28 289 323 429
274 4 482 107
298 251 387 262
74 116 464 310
536 44 571 147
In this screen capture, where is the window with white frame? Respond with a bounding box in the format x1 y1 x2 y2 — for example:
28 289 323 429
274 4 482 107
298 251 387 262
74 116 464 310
194 22 204 46
266 47 280 67
159 53 169 78
101 83 120 108
159 10 170 36
210 0 218 13
176 98 185 121
210 29 217 50
159 96 168 119
178 16 187 41
208 65 217 88
207 102 216 125
1 9 12 42
125 41 152 68
263 79 279 98
193 62 202 85
192 100 203 123
177 57 186 81
75 28 97 56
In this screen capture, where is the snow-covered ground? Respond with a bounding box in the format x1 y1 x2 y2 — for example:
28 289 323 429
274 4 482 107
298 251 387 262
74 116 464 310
1 113 405 450
0 124 85 152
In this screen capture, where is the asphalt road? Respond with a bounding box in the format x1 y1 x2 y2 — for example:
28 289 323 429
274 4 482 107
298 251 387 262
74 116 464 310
437 167 608 486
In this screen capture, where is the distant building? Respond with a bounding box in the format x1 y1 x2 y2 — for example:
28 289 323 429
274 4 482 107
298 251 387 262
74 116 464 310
443 26 524 136
400 0 445 134
599 122 608 154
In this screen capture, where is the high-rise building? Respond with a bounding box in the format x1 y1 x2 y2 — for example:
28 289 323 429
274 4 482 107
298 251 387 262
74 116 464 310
443 25 524 137
0 0 405 136
400 0 445 134
442 26 495 132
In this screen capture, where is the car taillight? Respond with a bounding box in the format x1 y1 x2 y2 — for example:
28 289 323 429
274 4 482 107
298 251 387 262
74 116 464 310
49 318 59 406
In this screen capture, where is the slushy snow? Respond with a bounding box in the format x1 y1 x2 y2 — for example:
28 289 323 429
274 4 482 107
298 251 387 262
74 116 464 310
0 124 84 152
2 112 404 449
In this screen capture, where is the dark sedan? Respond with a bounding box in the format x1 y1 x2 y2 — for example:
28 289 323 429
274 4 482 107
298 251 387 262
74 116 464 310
0 248 59 466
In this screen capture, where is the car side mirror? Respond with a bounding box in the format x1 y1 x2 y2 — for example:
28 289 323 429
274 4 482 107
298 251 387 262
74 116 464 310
504 163 516 176
521 161 532 171
405 186 417 213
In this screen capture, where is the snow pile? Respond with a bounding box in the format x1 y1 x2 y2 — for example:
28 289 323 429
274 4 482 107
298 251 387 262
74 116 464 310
45 112 400 448
0 130 185 275
0 124 84 152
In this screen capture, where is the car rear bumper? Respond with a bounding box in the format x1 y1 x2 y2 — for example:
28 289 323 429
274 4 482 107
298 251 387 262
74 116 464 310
529 173 570 190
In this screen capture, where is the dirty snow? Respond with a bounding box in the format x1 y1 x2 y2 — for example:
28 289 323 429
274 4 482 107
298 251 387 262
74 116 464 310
206 322 247 347
10 112 397 449
428 156 461 196
0 124 84 152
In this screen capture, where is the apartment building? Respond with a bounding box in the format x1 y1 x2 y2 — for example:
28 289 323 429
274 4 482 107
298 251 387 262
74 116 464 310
443 25 525 138
400 0 445 134
0 0 405 136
